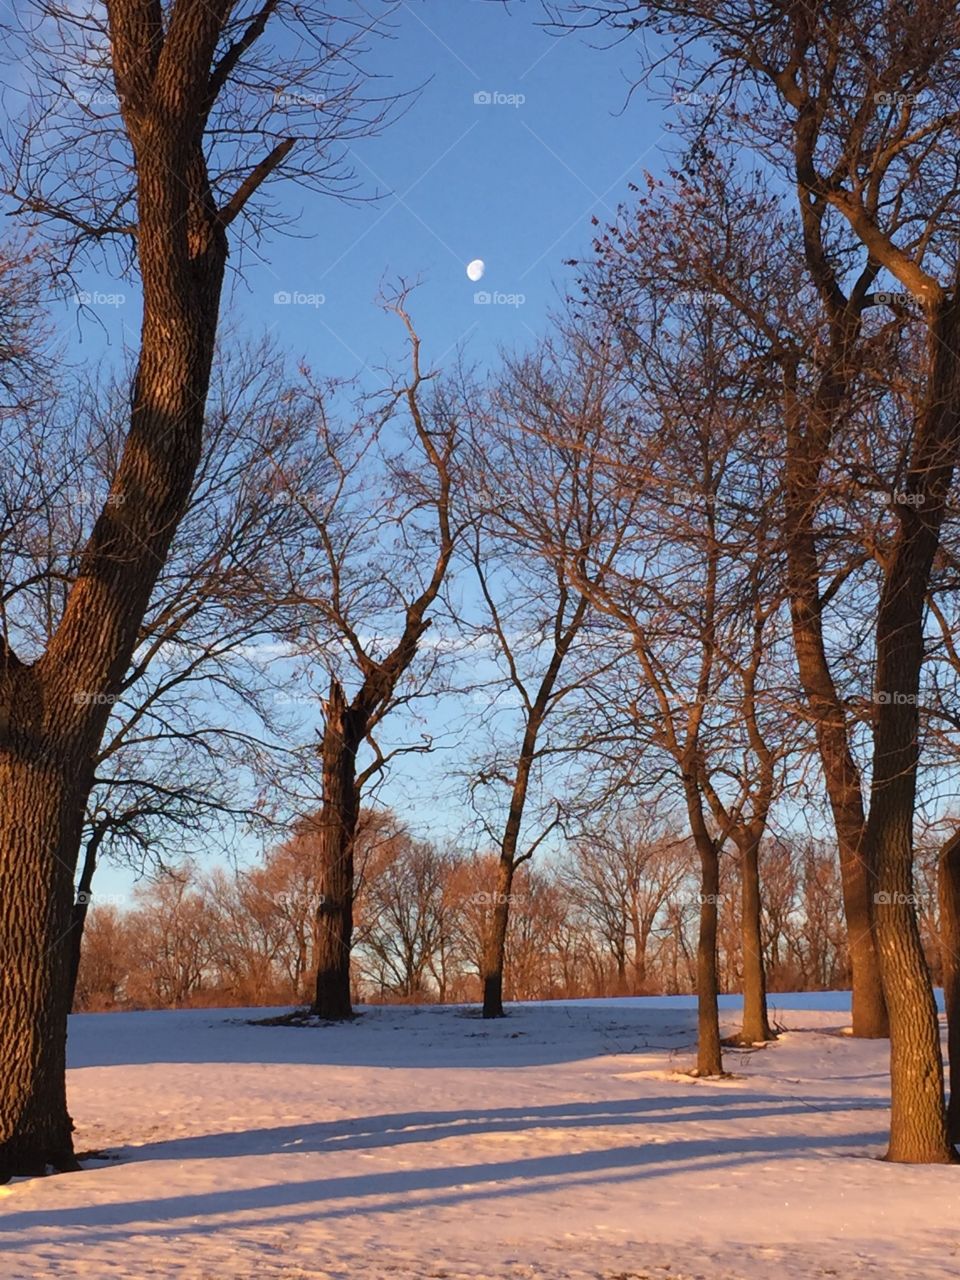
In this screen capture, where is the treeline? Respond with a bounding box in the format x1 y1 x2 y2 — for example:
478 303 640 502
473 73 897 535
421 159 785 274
75 811 949 1013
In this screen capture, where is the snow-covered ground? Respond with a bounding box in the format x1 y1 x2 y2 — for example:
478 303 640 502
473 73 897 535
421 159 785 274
3 994 960 1279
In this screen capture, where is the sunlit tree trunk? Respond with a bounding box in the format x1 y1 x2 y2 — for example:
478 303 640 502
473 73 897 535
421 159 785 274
312 680 361 1020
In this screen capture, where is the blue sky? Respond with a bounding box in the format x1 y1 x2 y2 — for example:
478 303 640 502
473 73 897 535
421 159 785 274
68 1 675 382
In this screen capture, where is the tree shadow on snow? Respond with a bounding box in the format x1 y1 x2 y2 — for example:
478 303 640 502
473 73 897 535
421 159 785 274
100 1093 882 1166
0 1118 885 1246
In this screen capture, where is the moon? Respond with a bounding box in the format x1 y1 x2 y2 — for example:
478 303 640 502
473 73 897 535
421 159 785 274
466 259 485 282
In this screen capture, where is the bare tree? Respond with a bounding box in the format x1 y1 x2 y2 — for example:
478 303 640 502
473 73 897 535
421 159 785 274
0 0 395 1178
274 298 459 1020
459 324 633 1017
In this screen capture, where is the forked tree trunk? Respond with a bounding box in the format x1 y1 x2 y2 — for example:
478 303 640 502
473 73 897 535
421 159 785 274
312 680 361 1020
937 832 960 1144
737 836 772 1044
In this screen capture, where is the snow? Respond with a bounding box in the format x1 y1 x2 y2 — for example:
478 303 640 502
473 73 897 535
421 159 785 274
3 995 960 1279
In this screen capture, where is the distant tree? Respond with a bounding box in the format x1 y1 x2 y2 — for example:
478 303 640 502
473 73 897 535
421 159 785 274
564 810 689 993
124 868 219 1009
72 906 131 1012
356 827 460 1000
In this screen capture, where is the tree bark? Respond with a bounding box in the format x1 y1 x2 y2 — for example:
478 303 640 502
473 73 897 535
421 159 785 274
784 386 888 1039
693 832 723 1076
938 831 960 1144
481 858 516 1017
312 679 361 1020
868 300 960 1164
736 835 772 1044
0 749 88 1177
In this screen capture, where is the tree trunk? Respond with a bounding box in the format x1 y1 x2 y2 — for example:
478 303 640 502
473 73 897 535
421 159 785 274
868 299 960 1164
312 680 360 1020
0 235 225 1179
784 417 888 1039
694 835 723 1076
66 827 106 1013
481 858 515 1018
938 832 960 1144
737 836 773 1044
630 902 647 992
872 801 950 1162
0 752 88 1179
